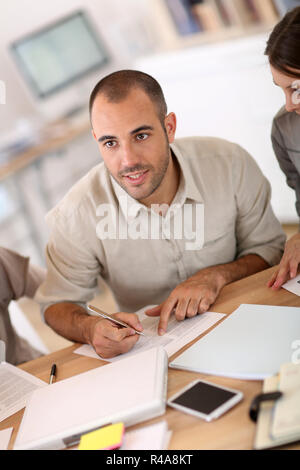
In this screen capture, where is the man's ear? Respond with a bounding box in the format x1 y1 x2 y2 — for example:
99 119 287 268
164 112 177 143
92 128 98 141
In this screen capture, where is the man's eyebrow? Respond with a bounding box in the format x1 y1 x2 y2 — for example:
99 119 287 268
130 125 154 135
98 135 116 143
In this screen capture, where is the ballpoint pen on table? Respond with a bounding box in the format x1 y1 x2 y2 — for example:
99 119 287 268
87 304 145 336
49 364 57 385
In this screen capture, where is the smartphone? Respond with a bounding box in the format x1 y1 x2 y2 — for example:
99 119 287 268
167 379 243 422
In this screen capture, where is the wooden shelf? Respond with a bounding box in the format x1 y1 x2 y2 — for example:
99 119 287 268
152 0 279 52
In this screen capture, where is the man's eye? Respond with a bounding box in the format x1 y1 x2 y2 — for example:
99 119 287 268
104 141 117 148
136 133 148 141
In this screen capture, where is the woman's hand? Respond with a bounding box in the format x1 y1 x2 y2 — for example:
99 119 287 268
268 233 300 289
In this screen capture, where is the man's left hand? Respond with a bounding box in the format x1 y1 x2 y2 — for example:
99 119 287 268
145 267 226 335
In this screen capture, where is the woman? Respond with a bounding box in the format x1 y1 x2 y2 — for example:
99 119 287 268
265 6 300 290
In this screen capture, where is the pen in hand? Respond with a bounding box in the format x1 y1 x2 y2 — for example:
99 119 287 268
87 304 145 336
49 364 57 385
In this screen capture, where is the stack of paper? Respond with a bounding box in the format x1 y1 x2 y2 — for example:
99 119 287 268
122 421 171 450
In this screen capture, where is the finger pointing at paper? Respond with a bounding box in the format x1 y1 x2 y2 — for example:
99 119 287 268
145 267 224 336
145 255 269 336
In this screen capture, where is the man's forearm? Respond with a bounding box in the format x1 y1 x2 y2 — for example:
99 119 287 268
44 302 99 344
195 254 270 289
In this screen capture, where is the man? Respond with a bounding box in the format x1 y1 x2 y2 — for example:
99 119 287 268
0 247 45 365
36 70 285 359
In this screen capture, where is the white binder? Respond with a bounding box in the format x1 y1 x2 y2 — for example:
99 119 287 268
14 347 168 450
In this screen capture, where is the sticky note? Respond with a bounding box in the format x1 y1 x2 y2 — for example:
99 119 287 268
78 423 124 450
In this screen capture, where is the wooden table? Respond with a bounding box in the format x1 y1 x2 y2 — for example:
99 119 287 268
2 266 300 450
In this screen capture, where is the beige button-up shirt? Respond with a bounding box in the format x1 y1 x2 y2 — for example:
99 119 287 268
36 137 285 314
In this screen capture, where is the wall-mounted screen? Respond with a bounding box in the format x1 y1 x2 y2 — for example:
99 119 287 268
11 10 109 99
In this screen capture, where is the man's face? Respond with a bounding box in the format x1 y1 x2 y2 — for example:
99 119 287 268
91 88 176 203
271 65 300 115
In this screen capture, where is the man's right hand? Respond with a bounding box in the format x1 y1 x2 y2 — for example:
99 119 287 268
88 312 143 359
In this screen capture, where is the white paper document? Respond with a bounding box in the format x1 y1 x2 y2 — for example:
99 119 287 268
122 421 171 450
170 304 300 380
74 307 225 362
0 362 46 423
0 427 13 450
283 274 300 296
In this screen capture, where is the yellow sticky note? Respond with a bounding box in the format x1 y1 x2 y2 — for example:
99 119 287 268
78 423 124 450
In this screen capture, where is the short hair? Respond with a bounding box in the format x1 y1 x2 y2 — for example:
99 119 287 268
265 6 300 78
89 70 168 125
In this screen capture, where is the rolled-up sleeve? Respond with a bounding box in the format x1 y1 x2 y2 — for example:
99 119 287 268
232 144 286 266
35 207 102 319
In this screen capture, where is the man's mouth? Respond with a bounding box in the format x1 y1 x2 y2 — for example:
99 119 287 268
123 170 149 185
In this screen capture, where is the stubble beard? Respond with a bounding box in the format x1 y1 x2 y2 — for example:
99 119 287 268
112 141 171 202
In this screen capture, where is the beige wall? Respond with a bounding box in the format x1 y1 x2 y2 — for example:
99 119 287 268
0 0 154 134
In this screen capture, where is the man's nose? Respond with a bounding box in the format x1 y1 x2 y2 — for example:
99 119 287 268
121 143 140 169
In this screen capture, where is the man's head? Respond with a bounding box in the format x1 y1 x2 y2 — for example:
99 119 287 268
89 70 168 128
89 70 177 205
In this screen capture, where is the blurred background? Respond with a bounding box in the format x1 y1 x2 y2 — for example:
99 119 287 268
1 0 299 355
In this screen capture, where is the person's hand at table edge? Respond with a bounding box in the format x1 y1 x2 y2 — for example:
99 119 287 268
267 233 300 290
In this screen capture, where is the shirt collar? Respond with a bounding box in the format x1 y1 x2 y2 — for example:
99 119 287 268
170 142 203 204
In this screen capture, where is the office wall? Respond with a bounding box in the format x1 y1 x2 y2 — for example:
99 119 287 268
0 0 154 135
135 33 297 223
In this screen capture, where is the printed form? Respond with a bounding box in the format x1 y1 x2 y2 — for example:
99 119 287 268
74 307 225 362
0 362 46 423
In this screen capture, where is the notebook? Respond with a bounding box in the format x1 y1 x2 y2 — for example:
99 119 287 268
169 304 300 380
14 347 168 450
254 362 300 449
271 363 300 441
